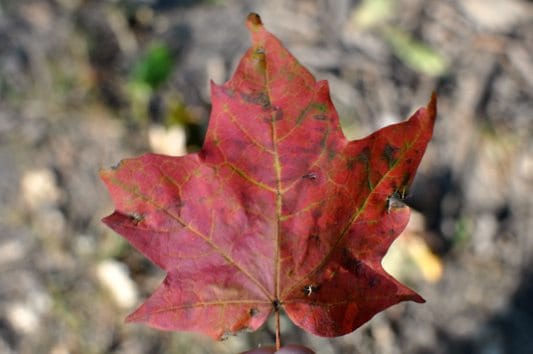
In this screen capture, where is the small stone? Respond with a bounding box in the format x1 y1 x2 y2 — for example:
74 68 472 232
6 302 40 334
49 345 70 354
21 168 61 210
148 124 187 157
96 259 138 309
206 55 226 89
518 152 533 181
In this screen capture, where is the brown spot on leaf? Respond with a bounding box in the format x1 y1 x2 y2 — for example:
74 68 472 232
342 249 364 276
272 106 283 121
368 277 379 288
247 12 262 26
346 156 356 170
308 232 320 244
311 208 322 220
221 86 235 97
328 149 336 161
240 92 270 109
383 143 400 168
357 147 371 164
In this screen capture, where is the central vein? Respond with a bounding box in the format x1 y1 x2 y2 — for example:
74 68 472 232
272 106 282 303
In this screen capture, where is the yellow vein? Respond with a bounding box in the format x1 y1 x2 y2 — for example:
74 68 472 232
279 199 329 221
225 162 277 193
222 105 275 154
261 61 284 303
140 299 273 316
277 98 315 142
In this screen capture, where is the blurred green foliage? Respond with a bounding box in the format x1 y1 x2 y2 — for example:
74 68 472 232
131 42 174 89
383 27 448 76
352 0 394 28
351 0 448 76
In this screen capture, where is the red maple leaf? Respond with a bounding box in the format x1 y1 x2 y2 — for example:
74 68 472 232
101 13 436 346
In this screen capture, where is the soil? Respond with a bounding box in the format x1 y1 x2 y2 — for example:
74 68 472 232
0 0 532 353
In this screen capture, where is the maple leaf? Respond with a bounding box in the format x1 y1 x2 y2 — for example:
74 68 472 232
101 13 436 345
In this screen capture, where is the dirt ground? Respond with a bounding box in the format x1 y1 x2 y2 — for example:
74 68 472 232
1 0 532 353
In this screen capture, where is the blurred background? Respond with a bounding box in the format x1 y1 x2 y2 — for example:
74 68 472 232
0 0 532 353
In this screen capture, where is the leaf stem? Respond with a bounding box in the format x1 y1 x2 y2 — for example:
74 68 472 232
275 308 281 350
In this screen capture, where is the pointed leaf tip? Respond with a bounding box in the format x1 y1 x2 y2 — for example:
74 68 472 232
246 13 263 30
427 92 437 121
408 290 426 304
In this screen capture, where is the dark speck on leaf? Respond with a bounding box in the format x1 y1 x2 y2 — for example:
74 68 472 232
368 277 379 288
302 284 320 296
272 106 283 121
302 172 318 180
129 212 144 225
111 161 123 170
272 299 281 311
383 143 399 167
241 91 270 109
357 147 371 164
328 149 336 161
222 86 235 97
309 233 320 242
